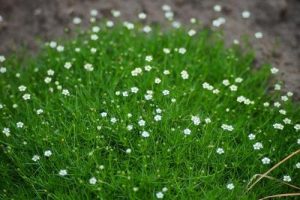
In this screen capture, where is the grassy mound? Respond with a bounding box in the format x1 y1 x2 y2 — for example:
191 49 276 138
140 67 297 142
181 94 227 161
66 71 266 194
0 22 299 199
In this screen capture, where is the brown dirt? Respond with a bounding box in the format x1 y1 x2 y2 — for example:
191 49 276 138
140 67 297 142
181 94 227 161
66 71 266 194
0 0 299 98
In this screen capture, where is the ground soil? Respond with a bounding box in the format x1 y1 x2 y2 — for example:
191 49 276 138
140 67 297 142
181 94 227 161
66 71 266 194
0 0 299 98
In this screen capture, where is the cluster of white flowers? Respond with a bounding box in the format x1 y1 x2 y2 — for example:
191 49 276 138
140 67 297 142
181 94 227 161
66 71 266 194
131 67 143 76
221 124 234 132
236 96 254 105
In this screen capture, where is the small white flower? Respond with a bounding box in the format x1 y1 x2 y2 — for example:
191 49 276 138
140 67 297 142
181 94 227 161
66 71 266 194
271 67 279 74
144 65 152 71
216 148 224 154
106 21 114 27
143 26 152 33
89 177 97 185
126 148 132 154
155 78 161 84
2 128 10 137
205 118 211 124
263 102 270 107
111 10 121 17
229 85 238 91
0 55 6 62
273 123 284 130
181 70 189 80
92 26 100 33
22 93 31 100
156 191 164 199
253 142 263 150
222 79 230 86
242 10 251 18
163 70 170 75
44 77 52 84
64 62 72 69
254 32 263 39
191 116 201 125
90 9 98 17
141 131 150 138
162 90 170 96
213 5 222 12
100 112 107 117
138 12 147 20
131 87 139 93
221 124 234 131
154 115 162 121
138 119 146 126
248 133 256 140
127 125 133 131
145 55 153 62
188 29 196 37
62 89 70 96
235 77 243 83
226 183 234 190
57 45 64 52
178 48 186 54
131 68 143 76
44 150 52 157
84 63 94 72
183 128 191 135
261 157 271 165
0 67 6 73
59 169 68 176
283 118 291 124
110 117 117 124
296 162 300 169
294 124 300 131
283 175 291 182
32 155 40 162
18 85 27 92
163 48 171 54
16 122 24 128
162 187 168 192
36 109 44 115
73 17 82 24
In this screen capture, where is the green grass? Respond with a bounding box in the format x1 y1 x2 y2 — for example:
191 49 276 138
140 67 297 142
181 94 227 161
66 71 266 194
0 21 299 200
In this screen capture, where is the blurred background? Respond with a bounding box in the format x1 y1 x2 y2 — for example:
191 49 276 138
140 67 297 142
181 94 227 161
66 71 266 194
0 0 299 97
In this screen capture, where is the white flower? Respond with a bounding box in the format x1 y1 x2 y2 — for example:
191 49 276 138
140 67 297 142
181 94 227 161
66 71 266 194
138 12 147 19
162 187 168 192
253 142 263 150
100 112 107 117
216 148 224 154
141 131 150 138
283 175 291 182
191 116 201 125
163 48 171 54
59 169 68 176
56 45 64 52
154 115 162 121
44 77 52 84
92 26 100 33
183 128 191 135
263 102 270 107
32 155 40 162
178 48 186 54
188 29 196 37
0 67 6 73
36 109 44 115
89 177 97 185
49 41 57 48
226 183 234 190
145 55 153 62
16 122 24 128
163 70 170 75
221 124 234 131
90 9 98 17
84 63 94 72
248 133 255 140
162 90 170 96
181 70 189 80
273 123 284 130
111 10 121 17
144 65 152 71
296 162 300 169
205 118 211 124
73 17 82 24
106 21 114 27
162 4 171 11
156 192 164 199
138 119 146 126
202 82 214 90
229 85 238 91
22 93 31 100
213 5 222 12
283 118 291 124
242 10 251 18
0 55 6 62
212 17 226 27
155 78 161 84
222 79 230 86
110 117 117 124
131 87 139 93
62 89 70 96
91 34 98 41
255 32 263 39
44 150 52 157
261 157 271 165
274 102 281 108
126 148 132 154
131 68 142 76
294 124 300 131
18 85 27 92
64 62 72 69
281 96 288 101
127 125 133 131
143 26 152 33
235 77 243 83
156 108 162 113
2 128 10 137
271 67 279 74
